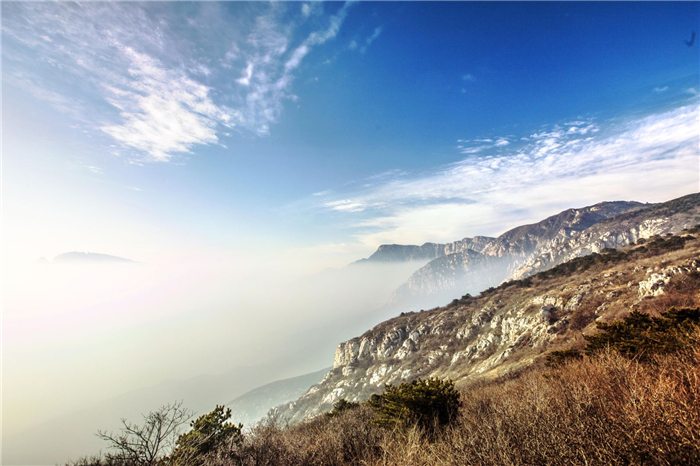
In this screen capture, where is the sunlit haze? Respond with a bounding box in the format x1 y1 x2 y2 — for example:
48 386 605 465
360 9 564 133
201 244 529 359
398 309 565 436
2 1 699 464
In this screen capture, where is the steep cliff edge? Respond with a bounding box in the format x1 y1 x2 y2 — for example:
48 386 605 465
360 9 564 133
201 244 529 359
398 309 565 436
388 200 648 309
273 227 700 423
389 194 700 310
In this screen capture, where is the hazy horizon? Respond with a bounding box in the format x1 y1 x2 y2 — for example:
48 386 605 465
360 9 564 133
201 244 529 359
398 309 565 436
2 1 699 464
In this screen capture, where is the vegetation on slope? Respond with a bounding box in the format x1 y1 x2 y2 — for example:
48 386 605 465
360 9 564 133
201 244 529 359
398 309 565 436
67 230 700 466
69 310 700 465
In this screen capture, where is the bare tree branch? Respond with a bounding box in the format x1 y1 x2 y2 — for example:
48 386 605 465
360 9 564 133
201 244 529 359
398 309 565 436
96 401 193 466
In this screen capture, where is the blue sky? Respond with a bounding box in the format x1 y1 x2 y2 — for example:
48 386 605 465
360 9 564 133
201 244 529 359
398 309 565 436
3 1 699 268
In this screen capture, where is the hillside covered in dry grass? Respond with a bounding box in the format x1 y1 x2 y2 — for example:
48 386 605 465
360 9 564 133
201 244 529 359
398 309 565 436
276 227 700 423
69 229 700 466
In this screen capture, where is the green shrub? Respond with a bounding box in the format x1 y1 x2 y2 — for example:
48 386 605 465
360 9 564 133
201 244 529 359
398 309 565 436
545 348 583 367
326 398 360 417
171 405 242 465
368 378 461 434
584 307 700 358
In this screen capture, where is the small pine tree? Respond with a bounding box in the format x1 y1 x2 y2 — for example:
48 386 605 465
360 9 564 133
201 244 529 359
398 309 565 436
171 405 242 465
326 398 360 417
368 378 461 434
584 307 700 357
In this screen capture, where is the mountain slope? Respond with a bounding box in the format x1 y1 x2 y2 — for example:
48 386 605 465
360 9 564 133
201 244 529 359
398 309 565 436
273 221 700 423
388 200 647 309
226 368 329 427
513 193 700 279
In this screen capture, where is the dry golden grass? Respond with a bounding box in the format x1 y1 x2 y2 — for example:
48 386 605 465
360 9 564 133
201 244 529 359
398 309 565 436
72 340 700 466
182 332 700 466
68 235 700 466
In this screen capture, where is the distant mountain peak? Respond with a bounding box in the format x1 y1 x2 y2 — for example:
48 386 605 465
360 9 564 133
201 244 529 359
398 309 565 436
382 195 697 311
51 252 135 264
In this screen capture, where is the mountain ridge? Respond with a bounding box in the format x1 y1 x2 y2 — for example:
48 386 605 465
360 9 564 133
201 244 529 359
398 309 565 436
51 251 136 264
386 200 647 310
271 192 700 423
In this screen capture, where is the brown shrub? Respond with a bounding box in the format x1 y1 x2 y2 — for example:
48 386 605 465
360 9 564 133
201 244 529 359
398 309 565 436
181 333 700 466
370 336 700 466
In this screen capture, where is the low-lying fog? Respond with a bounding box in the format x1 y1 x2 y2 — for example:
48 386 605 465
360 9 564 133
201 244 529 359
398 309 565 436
2 254 428 464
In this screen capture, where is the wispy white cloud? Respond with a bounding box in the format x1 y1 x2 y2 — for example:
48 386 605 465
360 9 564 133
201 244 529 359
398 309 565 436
366 169 408 181
99 45 241 162
313 103 700 248
301 2 322 19
232 2 354 137
458 136 512 154
3 1 355 162
360 26 383 54
462 73 476 82
349 25 383 54
236 63 254 86
653 86 669 93
302 3 312 18
325 200 367 213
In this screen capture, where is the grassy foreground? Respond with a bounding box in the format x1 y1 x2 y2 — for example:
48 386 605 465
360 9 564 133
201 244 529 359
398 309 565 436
69 327 700 466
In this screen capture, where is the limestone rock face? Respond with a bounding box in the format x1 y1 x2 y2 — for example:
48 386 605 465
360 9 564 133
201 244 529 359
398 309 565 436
638 260 700 298
271 194 700 424
388 200 649 310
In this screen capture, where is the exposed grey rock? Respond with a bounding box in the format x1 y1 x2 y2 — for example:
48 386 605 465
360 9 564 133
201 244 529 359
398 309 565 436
272 194 700 424
388 200 648 309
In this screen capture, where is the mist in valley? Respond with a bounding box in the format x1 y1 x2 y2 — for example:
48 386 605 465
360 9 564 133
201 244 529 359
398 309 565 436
2 254 429 464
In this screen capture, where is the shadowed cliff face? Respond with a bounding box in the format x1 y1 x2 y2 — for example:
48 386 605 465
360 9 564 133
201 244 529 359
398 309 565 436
383 201 646 310
357 236 496 264
512 194 700 279
271 194 700 424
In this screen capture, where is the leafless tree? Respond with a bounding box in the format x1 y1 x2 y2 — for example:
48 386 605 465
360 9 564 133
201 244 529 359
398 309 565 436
97 401 193 466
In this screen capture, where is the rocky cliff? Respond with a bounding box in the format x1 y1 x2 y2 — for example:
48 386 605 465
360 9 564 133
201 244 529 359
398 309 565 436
389 194 700 310
272 194 700 424
388 200 648 309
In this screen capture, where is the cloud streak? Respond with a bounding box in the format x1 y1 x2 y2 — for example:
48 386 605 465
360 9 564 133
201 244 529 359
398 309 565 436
312 103 700 249
99 45 240 161
3 2 355 162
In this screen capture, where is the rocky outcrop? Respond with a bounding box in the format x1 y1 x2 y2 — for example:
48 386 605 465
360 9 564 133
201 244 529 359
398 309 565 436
388 200 647 309
272 235 700 423
513 194 700 279
638 259 700 298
